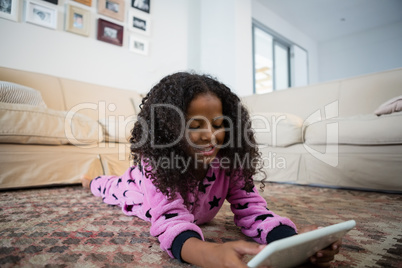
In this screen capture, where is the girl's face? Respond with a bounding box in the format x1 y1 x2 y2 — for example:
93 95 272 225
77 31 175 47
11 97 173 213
185 93 225 166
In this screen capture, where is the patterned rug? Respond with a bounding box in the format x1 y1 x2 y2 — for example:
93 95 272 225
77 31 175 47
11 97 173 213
0 182 401 267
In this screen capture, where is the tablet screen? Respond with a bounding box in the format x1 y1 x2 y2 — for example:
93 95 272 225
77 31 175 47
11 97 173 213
247 220 356 268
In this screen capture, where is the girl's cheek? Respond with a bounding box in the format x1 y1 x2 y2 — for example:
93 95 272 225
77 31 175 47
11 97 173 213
187 132 199 144
214 131 225 145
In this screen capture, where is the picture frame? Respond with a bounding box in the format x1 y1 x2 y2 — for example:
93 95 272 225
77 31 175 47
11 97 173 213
0 0 19 21
98 0 125 22
24 0 57 29
129 35 148 55
43 0 58 5
131 0 149 14
128 10 150 35
73 0 92 7
97 18 123 46
66 5 91 36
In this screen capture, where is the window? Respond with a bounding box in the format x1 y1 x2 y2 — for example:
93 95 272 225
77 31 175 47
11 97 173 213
252 21 308 94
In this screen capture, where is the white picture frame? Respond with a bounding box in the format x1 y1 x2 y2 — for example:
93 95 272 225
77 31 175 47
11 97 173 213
24 0 57 29
128 10 150 36
0 0 20 21
129 35 148 55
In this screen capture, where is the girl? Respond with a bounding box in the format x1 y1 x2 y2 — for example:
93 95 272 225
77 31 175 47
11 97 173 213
82 72 341 267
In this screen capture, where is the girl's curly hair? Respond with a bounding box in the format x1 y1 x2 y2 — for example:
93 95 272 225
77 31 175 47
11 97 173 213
130 72 264 206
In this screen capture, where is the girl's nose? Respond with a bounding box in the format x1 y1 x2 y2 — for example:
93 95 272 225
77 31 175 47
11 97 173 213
201 128 212 141
201 127 216 144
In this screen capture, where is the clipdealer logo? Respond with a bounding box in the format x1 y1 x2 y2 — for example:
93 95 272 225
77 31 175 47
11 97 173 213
302 101 339 167
64 101 340 167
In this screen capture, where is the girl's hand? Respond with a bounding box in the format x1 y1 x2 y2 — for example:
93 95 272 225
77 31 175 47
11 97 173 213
309 240 341 267
182 238 265 268
299 226 342 267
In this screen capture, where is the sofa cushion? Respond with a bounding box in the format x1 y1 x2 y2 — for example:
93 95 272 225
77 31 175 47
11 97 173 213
0 81 47 107
304 113 402 145
59 78 140 122
99 115 137 143
250 112 303 147
374 95 402 116
0 103 103 145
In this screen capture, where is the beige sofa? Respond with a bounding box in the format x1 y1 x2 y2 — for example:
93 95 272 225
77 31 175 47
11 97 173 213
242 68 402 193
0 67 143 189
1 67 401 193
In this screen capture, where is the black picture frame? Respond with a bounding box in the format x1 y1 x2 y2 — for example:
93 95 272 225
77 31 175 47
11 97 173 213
43 0 59 5
131 0 150 13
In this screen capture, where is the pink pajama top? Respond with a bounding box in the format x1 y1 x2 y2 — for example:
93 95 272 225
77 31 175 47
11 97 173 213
90 162 297 261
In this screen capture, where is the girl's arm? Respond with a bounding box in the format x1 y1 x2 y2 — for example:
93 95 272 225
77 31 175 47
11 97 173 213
227 181 297 244
227 180 342 266
181 237 264 268
180 229 341 268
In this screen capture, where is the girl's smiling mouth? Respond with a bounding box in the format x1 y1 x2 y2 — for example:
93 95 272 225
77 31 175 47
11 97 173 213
195 145 216 156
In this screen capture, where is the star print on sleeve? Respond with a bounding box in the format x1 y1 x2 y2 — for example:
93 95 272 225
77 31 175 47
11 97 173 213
164 213 179 220
206 173 216 182
146 209 152 219
198 182 211 193
208 196 221 210
235 202 249 210
255 214 274 222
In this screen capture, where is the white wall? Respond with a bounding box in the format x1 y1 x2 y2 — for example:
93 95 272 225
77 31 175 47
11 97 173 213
0 0 190 94
197 0 253 97
2 1 400 98
318 20 402 82
0 0 254 96
186 0 201 71
0 0 320 98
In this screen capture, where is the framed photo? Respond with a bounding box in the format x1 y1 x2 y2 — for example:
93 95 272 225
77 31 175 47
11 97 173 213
97 18 123 46
131 0 149 13
0 0 19 21
98 0 125 22
24 0 57 29
66 5 91 36
128 10 150 35
73 0 92 7
43 0 58 5
129 35 148 55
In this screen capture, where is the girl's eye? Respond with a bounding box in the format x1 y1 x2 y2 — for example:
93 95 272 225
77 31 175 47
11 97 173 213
188 125 200 130
213 124 223 129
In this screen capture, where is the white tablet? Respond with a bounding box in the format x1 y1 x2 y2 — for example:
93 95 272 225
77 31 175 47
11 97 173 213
247 220 356 268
